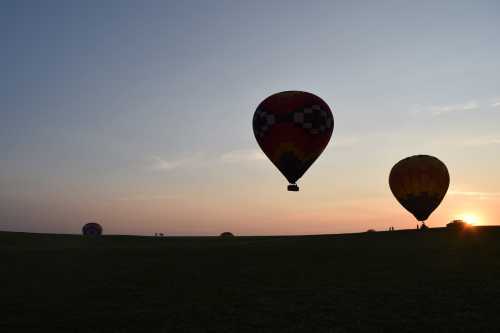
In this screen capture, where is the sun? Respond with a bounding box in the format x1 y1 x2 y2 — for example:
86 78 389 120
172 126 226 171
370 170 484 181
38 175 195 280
457 214 480 225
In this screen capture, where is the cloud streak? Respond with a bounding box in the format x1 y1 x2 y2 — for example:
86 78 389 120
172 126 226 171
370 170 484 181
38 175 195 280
428 101 479 116
413 97 500 115
463 136 500 146
151 155 202 171
151 148 265 172
449 190 500 199
116 194 179 201
334 136 360 148
410 100 480 116
220 149 266 163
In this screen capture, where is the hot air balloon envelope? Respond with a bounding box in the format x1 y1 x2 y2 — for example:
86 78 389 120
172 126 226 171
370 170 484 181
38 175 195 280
389 155 450 221
253 91 334 190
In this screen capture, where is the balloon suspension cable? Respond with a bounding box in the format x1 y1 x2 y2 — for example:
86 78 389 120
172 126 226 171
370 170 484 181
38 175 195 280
287 184 299 192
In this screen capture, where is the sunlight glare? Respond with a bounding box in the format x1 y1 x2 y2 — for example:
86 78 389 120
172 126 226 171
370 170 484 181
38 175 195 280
457 214 480 225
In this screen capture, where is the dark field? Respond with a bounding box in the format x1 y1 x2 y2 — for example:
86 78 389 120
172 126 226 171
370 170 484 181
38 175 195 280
3 227 500 332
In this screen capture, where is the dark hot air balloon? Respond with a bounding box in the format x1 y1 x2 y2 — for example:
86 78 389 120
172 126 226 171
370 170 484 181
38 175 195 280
82 222 103 236
389 155 449 224
253 91 334 191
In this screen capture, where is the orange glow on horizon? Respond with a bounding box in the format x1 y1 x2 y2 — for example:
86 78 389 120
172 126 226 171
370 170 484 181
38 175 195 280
455 213 481 226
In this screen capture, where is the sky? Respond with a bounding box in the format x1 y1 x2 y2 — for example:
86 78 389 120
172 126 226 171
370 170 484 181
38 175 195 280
1 0 500 235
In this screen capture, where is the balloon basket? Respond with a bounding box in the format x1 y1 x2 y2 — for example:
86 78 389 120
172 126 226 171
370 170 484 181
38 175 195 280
287 184 299 192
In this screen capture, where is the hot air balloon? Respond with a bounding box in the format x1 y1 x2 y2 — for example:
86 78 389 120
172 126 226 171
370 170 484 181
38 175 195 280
82 222 103 236
389 155 450 225
253 91 334 191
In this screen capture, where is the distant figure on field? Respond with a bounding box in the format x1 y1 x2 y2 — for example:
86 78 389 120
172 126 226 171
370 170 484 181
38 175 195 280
220 232 234 237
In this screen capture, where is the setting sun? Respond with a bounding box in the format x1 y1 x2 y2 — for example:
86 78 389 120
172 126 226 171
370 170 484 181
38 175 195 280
457 214 481 225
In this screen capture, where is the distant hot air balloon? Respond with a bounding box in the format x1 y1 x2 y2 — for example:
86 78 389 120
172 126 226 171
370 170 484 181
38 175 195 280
389 155 450 224
253 91 334 191
82 222 103 236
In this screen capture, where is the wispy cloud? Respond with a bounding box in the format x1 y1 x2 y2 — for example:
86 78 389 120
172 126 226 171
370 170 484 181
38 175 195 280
116 194 179 201
429 134 500 148
220 149 266 163
413 98 500 114
463 136 500 146
449 190 500 199
428 101 479 116
334 136 360 148
151 156 183 171
410 100 480 116
150 154 204 171
150 149 265 172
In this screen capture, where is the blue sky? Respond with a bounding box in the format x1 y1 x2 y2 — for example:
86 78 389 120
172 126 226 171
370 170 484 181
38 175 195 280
1 0 500 235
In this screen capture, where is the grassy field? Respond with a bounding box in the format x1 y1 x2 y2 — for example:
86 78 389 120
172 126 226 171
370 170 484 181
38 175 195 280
2 227 500 332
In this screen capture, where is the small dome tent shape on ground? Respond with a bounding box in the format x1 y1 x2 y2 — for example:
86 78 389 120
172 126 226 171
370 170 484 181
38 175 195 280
447 220 472 231
82 222 103 236
220 232 234 237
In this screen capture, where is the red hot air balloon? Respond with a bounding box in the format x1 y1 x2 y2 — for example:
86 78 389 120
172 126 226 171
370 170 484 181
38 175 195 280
253 91 334 191
389 155 450 224
82 222 103 236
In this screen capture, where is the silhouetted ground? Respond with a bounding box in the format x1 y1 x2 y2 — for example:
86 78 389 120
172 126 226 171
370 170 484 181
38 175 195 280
2 227 500 332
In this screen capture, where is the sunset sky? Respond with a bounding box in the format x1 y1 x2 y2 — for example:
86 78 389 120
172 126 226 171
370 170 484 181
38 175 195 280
1 0 500 235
